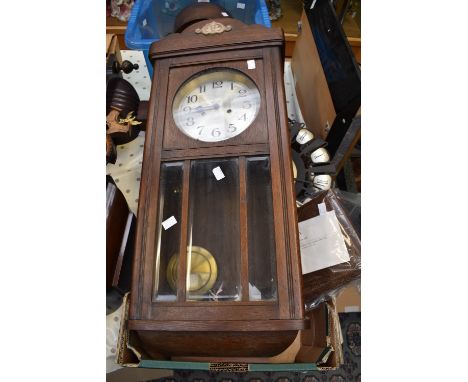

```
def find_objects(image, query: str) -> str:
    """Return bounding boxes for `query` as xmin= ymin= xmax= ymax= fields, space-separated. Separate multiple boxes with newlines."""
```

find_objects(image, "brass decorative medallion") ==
xmin=167 ymin=246 xmax=218 ymax=295
xmin=195 ymin=21 xmax=232 ymax=35
xmin=106 ymin=110 xmax=141 ymax=135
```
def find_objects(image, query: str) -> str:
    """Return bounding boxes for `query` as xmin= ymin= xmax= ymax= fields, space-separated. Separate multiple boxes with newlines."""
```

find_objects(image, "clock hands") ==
xmin=194 ymin=103 xmax=220 ymax=115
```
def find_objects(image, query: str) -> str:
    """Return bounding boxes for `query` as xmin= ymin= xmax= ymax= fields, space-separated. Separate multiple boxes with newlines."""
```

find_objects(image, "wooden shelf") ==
xmin=107 ymin=16 xmax=128 ymax=49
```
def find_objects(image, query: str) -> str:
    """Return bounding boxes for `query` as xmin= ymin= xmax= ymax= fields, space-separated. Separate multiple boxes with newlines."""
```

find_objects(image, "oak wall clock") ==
xmin=129 ymin=8 xmax=308 ymax=359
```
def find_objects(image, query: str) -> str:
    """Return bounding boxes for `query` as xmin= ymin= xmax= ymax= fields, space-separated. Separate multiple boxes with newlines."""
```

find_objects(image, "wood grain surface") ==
xmin=130 ymin=17 xmax=307 ymax=358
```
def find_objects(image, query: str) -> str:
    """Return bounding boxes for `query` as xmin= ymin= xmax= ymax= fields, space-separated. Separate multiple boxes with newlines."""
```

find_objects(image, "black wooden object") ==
xmin=304 ymin=0 xmax=361 ymax=157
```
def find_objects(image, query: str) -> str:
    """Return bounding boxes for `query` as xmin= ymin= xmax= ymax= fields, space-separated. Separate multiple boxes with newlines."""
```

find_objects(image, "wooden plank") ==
xmin=176 ymin=160 xmax=191 ymax=302
xmin=239 ymin=156 xmax=249 ymax=301
xmin=129 ymin=319 xmax=308 ymax=332
xmin=291 ymin=12 xmax=337 ymax=139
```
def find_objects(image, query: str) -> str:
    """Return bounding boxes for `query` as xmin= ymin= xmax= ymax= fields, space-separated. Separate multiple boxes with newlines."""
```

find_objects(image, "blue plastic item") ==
xmin=125 ymin=0 xmax=271 ymax=78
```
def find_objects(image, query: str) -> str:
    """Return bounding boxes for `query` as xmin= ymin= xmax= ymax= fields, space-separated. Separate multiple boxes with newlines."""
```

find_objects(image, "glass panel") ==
xmin=187 ymin=158 xmax=241 ymax=301
xmin=246 ymin=157 xmax=278 ymax=301
xmin=153 ymin=162 xmax=183 ymax=301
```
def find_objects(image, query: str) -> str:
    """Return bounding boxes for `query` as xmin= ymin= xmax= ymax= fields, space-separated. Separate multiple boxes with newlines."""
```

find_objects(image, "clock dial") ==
xmin=172 ymin=69 xmax=261 ymax=142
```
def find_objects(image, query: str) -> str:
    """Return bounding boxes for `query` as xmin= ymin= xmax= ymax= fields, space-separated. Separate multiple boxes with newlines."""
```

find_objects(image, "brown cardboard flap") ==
xmin=173 ymin=332 xmax=302 ymax=364
xmin=116 ymin=293 xmax=140 ymax=366
xmin=336 ymin=285 xmax=361 ymax=313
xmin=291 ymin=11 xmax=336 ymax=140
xmin=325 ymin=299 xmax=344 ymax=367
xmin=296 ymin=303 xmax=327 ymax=363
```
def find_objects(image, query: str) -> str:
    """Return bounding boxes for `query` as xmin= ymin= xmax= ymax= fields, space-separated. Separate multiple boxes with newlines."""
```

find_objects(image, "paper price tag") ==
xmin=247 ymin=59 xmax=256 ymax=69
xmin=162 ymin=216 xmax=177 ymax=230
xmin=221 ymin=12 xmax=229 ymax=17
xmin=237 ymin=2 xmax=245 ymax=9
xmin=212 ymin=166 xmax=225 ymax=180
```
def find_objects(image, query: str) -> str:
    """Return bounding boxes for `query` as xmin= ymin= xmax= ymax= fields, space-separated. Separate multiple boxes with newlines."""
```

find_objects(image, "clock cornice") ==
xmin=149 ymin=18 xmax=284 ymax=61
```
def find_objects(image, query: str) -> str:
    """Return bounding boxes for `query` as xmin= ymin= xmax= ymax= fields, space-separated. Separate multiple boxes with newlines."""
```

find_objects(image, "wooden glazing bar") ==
xmin=239 ymin=156 xmax=249 ymax=301
xmin=176 ymin=160 xmax=191 ymax=302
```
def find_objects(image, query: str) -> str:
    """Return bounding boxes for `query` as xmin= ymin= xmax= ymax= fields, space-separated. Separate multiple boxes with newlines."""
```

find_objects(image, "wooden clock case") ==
xmin=129 ymin=17 xmax=308 ymax=360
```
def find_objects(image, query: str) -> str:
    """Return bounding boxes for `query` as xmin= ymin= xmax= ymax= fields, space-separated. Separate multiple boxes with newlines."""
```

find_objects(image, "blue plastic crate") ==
xmin=125 ymin=0 xmax=271 ymax=78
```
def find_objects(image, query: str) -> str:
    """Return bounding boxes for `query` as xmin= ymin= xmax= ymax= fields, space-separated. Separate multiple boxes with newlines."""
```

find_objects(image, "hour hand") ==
xmin=194 ymin=104 xmax=220 ymax=114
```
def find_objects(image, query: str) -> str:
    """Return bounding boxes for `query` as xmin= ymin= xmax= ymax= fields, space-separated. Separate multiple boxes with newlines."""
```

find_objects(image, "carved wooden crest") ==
xmin=195 ymin=21 xmax=232 ymax=35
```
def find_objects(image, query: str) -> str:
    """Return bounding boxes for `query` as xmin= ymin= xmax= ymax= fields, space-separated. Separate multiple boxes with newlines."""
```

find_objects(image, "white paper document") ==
xmin=299 ymin=210 xmax=350 ymax=273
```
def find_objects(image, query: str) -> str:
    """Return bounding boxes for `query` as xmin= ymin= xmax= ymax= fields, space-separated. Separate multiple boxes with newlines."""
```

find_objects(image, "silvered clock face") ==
xmin=172 ymin=69 xmax=261 ymax=142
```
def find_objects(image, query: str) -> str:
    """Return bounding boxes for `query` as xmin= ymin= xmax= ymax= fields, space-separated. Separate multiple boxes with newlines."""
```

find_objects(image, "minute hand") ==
xmin=194 ymin=104 xmax=220 ymax=113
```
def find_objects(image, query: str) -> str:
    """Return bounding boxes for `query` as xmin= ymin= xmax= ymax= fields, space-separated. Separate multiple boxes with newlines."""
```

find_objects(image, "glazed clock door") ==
xmin=151 ymin=155 xmax=279 ymax=306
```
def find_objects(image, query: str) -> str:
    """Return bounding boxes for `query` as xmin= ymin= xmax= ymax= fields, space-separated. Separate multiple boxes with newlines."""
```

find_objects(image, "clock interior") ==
xmin=153 ymin=156 xmax=277 ymax=303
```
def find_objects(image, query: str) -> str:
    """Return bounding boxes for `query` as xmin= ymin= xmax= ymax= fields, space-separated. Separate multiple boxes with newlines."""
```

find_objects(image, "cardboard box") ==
xmin=336 ymin=285 xmax=361 ymax=313
xmin=116 ymin=294 xmax=343 ymax=372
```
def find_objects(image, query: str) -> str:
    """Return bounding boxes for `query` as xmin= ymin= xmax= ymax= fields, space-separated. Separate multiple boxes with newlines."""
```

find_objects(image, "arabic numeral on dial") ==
xmin=183 ymin=106 xmax=191 ymax=112
xmin=197 ymin=126 xmax=204 ymax=135
xmin=185 ymin=117 xmax=195 ymax=126
xmin=187 ymin=95 xmax=198 ymax=103
xmin=199 ymin=85 xmax=206 ymax=93
xmin=228 ymin=124 xmax=237 ymax=133
xmin=213 ymin=81 xmax=223 ymax=88
xmin=238 ymin=113 xmax=247 ymax=121
xmin=211 ymin=128 xmax=221 ymax=138
xmin=230 ymin=82 xmax=234 ymax=90
xmin=238 ymin=89 xmax=247 ymax=97
xmin=242 ymin=101 xmax=251 ymax=109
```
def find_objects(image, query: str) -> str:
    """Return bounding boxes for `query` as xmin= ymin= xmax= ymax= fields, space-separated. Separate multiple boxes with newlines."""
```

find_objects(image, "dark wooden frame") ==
xmin=129 ymin=18 xmax=307 ymax=358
